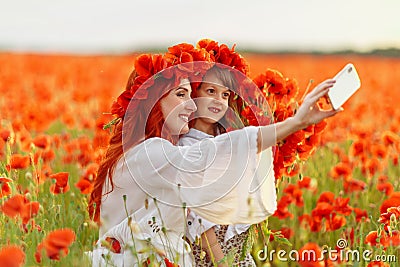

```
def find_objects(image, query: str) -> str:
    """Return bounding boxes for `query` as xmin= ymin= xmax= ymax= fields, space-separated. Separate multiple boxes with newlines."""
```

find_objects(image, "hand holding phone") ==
xmin=327 ymin=63 xmax=361 ymax=110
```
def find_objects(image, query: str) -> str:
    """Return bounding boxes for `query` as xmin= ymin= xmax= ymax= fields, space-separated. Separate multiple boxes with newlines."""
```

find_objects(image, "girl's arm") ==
xmin=201 ymin=228 xmax=228 ymax=267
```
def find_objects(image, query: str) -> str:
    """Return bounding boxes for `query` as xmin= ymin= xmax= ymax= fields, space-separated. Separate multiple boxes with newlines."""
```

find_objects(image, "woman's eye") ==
xmin=177 ymin=92 xmax=186 ymax=97
xmin=223 ymin=92 xmax=230 ymax=98
xmin=207 ymin=88 xmax=215 ymax=94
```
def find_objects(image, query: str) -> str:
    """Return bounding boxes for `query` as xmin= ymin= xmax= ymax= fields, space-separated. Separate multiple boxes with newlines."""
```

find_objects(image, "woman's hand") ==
xmin=258 ymin=79 xmax=343 ymax=152
xmin=293 ymin=79 xmax=342 ymax=130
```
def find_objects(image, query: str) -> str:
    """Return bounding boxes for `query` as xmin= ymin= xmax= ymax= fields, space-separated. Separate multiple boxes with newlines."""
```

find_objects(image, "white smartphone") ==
xmin=327 ymin=63 xmax=361 ymax=110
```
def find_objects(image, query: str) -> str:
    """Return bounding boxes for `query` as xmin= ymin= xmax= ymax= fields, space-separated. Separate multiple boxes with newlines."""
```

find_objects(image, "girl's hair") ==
xmin=88 ymin=70 xmax=177 ymax=222
xmin=191 ymin=65 xmax=243 ymax=134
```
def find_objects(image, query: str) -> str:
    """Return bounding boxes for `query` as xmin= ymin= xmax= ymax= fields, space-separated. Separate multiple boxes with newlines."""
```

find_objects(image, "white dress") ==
xmin=179 ymin=128 xmax=257 ymax=266
xmin=90 ymin=126 xmax=277 ymax=267
xmin=179 ymin=128 xmax=251 ymax=243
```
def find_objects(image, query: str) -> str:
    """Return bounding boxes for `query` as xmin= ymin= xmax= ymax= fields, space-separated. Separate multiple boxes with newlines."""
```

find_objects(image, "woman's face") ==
xmin=160 ymin=78 xmax=196 ymax=135
xmin=194 ymin=72 xmax=231 ymax=124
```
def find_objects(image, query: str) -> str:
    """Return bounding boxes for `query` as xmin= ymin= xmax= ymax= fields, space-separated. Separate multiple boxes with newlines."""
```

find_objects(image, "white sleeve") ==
xmin=125 ymin=126 xmax=277 ymax=225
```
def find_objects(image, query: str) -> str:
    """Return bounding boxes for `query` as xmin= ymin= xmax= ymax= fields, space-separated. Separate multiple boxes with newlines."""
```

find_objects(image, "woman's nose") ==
xmin=185 ymin=98 xmax=197 ymax=112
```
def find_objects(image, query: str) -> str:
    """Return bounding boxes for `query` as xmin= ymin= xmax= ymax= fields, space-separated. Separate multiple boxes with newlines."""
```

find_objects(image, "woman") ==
xmin=88 ymin=42 xmax=340 ymax=267
xmin=179 ymin=65 xmax=257 ymax=267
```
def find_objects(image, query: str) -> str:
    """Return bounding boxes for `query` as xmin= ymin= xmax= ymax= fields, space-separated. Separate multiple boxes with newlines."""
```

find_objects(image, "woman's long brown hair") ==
xmin=88 ymin=71 xmax=176 ymax=223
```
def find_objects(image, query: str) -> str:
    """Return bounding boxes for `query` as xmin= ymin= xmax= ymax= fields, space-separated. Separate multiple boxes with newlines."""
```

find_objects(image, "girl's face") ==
xmin=160 ymin=78 xmax=196 ymax=135
xmin=194 ymin=72 xmax=231 ymax=125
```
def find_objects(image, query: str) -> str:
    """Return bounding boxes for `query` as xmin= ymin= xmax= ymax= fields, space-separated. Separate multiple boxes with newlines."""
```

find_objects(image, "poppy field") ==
xmin=0 ymin=51 xmax=399 ymax=266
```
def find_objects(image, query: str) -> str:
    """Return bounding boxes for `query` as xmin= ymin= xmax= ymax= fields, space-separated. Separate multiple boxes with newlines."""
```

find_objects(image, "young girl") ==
xmin=89 ymin=42 xmax=341 ymax=267
xmin=179 ymin=65 xmax=258 ymax=267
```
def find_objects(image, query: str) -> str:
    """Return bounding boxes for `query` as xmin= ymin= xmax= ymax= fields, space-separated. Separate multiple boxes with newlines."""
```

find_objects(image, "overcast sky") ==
xmin=1 ymin=0 xmax=399 ymax=54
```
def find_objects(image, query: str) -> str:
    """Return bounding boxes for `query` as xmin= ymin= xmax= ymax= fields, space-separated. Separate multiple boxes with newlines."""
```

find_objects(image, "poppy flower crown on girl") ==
xmin=104 ymin=39 xmax=253 ymax=129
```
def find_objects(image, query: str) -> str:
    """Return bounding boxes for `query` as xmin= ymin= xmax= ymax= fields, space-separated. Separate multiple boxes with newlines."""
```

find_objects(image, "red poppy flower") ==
xmin=333 ymin=197 xmax=353 ymax=216
xmin=263 ymin=69 xmax=286 ymax=94
xmin=134 ymin=54 xmax=154 ymax=77
xmin=286 ymin=130 xmax=306 ymax=145
xmin=349 ymin=140 xmax=365 ymax=157
xmin=0 ymin=194 xmax=26 ymax=218
xmin=362 ymin=158 xmax=381 ymax=176
xmin=384 ymin=230 xmax=400 ymax=247
xmin=164 ymin=257 xmax=179 ymax=267
xmin=367 ymin=261 xmax=390 ymax=267
xmin=284 ymin=162 xmax=300 ymax=177
xmin=298 ymin=242 xmax=324 ymax=267
xmin=309 ymin=219 xmax=323 ymax=233
xmin=75 ymin=179 xmax=93 ymax=194
xmin=381 ymin=130 xmax=400 ymax=146
xmin=329 ymin=162 xmax=352 ymax=180
xmin=299 ymin=214 xmax=323 ymax=232
xmin=34 ymin=149 xmax=56 ymax=165
xmin=343 ymin=179 xmax=366 ymax=193
xmin=9 ymin=154 xmax=30 ymax=169
xmin=50 ymin=184 xmax=70 ymax=194
xmin=353 ymin=208 xmax=369 ymax=222
xmin=0 ymin=245 xmax=25 ymax=267
xmin=273 ymin=195 xmax=293 ymax=219
xmin=285 ymin=77 xmax=299 ymax=100
xmin=196 ymin=39 xmax=219 ymax=52
xmin=49 ymin=172 xmax=69 ymax=194
xmin=312 ymin=202 xmax=333 ymax=218
xmin=0 ymin=129 xmax=11 ymax=142
xmin=279 ymin=227 xmax=294 ymax=239
xmin=317 ymin=191 xmax=335 ymax=204
xmin=104 ymin=237 xmax=121 ymax=253
xmin=33 ymin=134 xmax=51 ymax=149
xmin=50 ymin=174 xmax=69 ymax=190
xmin=273 ymin=206 xmax=293 ymax=220
xmin=366 ymin=230 xmax=399 ymax=248
xmin=380 ymin=192 xmax=400 ymax=213
xmin=216 ymin=44 xmax=234 ymax=66
xmin=378 ymin=175 xmax=389 ymax=183
xmin=241 ymin=105 xmax=263 ymax=126
xmin=378 ymin=206 xmax=400 ymax=226
xmin=325 ymin=213 xmax=346 ymax=231
xmin=283 ymin=184 xmax=304 ymax=207
xmin=82 ymin=163 xmax=99 ymax=181
xmin=297 ymin=142 xmax=315 ymax=161
xmin=365 ymin=231 xmax=387 ymax=247
xmin=152 ymin=54 xmax=168 ymax=74
xmin=0 ymin=177 xmax=12 ymax=197
xmin=111 ymin=90 xmax=133 ymax=117
xmin=377 ymin=182 xmax=394 ymax=196
xmin=371 ymin=144 xmax=387 ymax=158
xmin=0 ymin=194 xmax=40 ymax=225
xmin=297 ymin=176 xmax=313 ymax=190
xmin=35 ymin=228 xmax=76 ymax=262
xmin=179 ymin=52 xmax=194 ymax=65
xmin=168 ymin=43 xmax=194 ymax=56
xmin=274 ymin=104 xmax=295 ymax=122
xmin=314 ymin=120 xmax=327 ymax=134
xmin=304 ymin=133 xmax=321 ymax=148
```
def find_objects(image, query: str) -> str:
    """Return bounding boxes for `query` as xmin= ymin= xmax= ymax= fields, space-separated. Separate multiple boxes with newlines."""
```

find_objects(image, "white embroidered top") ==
xmin=94 ymin=126 xmax=277 ymax=267
xmin=179 ymin=128 xmax=254 ymax=243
